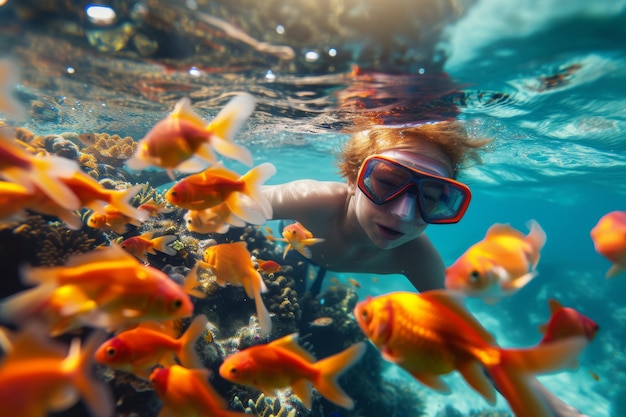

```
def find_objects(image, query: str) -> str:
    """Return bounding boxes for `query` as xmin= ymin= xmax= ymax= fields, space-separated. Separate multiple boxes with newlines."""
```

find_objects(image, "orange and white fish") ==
xmin=0 ymin=323 xmax=114 ymax=417
xmin=199 ymin=241 xmax=271 ymax=334
xmin=590 ymin=211 xmax=626 ymax=278
xmin=95 ymin=314 xmax=208 ymax=379
xmin=445 ymin=220 xmax=546 ymax=303
xmin=137 ymin=198 xmax=175 ymax=217
xmin=184 ymin=202 xmax=247 ymax=234
xmin=275 ymin=221 xmax=325 ymax=259
xmin=0 ymin=245 xmax=195 ymax=332
xmin=86 ymin=204 xmax=146 ymax=234
xmin=120 ymin=232 xmax=178 ymax=263
xmin=150 ymin=365 xmax=246 ymax=417
xmin=219 ymin=333 xmax=366 ymax=409
xmin=165 ymin=162 xmax=275 ymax=225
xmin=354 ymin=290 xmax=587 ymax=417
xmin=126 ymin=94 xmax=256 ymax=179
xmin=0 ymin=132 xmax=81 ymax=210
xmin=538 ymin=299 xmax=599 ymax=345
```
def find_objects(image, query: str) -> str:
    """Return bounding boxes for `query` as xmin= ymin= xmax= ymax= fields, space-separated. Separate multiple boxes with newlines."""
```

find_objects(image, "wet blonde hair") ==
xmin=337 ymin=120 xmax=490 ymax=184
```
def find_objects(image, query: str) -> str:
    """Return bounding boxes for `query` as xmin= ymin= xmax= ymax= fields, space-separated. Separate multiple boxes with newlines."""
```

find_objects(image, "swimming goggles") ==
xmin=357 ymin=155 xmax=471 ymax=224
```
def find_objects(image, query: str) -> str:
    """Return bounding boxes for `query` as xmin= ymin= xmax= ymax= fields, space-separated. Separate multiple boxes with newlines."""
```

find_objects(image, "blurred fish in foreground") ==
xmin=590 ymin=210 xmax=626 ymax=278
xmin=0 ymin=323 xmax=113 ymax=417
xmin=0 ymin=57 xmax=26 ymax=120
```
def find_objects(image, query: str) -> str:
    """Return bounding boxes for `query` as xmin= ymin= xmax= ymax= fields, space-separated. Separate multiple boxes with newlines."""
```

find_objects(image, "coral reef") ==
xmin=80 ymin=132 xmax=137 ymax=167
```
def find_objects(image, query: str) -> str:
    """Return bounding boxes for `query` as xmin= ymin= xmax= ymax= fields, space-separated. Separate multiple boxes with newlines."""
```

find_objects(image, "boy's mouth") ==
xmin=377 ymin=224 xmax=404 ymax=240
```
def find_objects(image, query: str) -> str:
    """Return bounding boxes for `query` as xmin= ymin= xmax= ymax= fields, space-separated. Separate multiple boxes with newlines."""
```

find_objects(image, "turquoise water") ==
xmin=1 ymin=0 xmax=626 ymax=416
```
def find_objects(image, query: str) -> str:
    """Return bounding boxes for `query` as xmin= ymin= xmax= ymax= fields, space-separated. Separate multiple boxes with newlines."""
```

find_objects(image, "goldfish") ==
xmin=256 ymin=258 xmax=282 ymax=276
xmin=150 ymin=365 xmax=246 ymax=417
xmin=275 ymin=221 xmax=325 ymax=259
xmin=445 ymin=220 xmax=546 ymax=303
xmin=0 ymin=323 xmax=113 ymax=417
xmin=199 ymin=241 xmax=271 ymax=334
xmin=538 ymin=299 xmax=599 ymax=345
xmin=219 ymin=333 xmax=366 ymax=409
xmin=126 ymin=94 xmax=256 ymax=179
xmin=0 ymin=245 xmax=195 ymax=332
xmin=0 ymin=58 xmax=26 ymax=119
xmin=0 ymin=132 xmax=81 ymax=211
xmin=590 ymin=210 xmax=626 ymax=277
xmin=120 ymin=232 xmax=178 ymax=263
xmin=165 ymin=162 xmax=275 ymax=224
xmin=86 ymin=204 xmax=145 ymax=234
xmin=137 ymin=198 xmax=175 ymax=217
xmin=184 ymin=202 xmax=247 ymax=234
xmin=354 ymin=290 xmax=588 ymax=417
xmin=95 ymin=314 xmax=208 ymax=379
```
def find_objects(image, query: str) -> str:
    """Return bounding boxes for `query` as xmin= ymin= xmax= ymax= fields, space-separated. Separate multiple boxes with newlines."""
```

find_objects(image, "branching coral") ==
xmin=232 ymin=393 xmax=301 ymax=417
xmin=80 ymin=132 xmax=137 ymax=167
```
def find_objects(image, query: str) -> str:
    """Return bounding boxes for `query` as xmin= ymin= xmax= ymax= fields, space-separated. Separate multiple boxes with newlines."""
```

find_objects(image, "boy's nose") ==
xmin=390 ymin=192 xmax=416 ymax=220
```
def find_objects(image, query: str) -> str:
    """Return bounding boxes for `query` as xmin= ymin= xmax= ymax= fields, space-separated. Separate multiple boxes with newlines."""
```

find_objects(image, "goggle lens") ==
xmin=358 ymin=157 xmax=471 ymax=224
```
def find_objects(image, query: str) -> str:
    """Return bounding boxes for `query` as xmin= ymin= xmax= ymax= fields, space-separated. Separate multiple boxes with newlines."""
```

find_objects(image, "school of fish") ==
xmin=0 ymin=57 xmax=615 ymax=417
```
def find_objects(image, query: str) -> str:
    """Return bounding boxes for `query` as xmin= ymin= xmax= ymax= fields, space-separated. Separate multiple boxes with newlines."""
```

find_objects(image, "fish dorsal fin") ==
xmin=295 ymin=221 xmax=313 ymax=238
xmin=138 ymin=231 xmax=154 ymax=240
xmin=548 ymin=298 xmax=564 ymax=315
xmin=171 ymin=97 xmax=206 ymax=127
xmin=198 ymin=161 xmax=240 ymax=181
xmin=484 ymin=223 xmax=525 ymax=240
xmin=65 ymin=244 xmax=136 ymax=267
xmin=269 ymin=333 xmax=316 ymax=362
xmin=420 ymin=290 xmax=498 ymax=346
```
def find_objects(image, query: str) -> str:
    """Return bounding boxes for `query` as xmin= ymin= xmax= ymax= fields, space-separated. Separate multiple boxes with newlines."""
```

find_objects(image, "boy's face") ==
xmin=354 ymin=143 xmax=453 ymax=250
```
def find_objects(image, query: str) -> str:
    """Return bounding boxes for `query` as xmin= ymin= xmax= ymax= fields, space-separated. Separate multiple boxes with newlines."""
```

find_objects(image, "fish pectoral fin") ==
xmin=458 ymin=361 xmax=497 ymax=404
xmin=380 ymin=346 xmax=402 ymax=364
xmin=505 ymin=271 xmax=537 ymax=291
xmin=122 ymin=308 xmax=143 ymax=318
xmin=291 ymin=379 xmax=313 ymax=409
xmin=607 ymin=263 xmax=626 ymax=278
xmin=49 ymin=385 xmax=80 ymax=411
xmin=411 ymin=372 xmax=451 ymax=393
xmin=296 ymin=246 xmax=313 ymax=259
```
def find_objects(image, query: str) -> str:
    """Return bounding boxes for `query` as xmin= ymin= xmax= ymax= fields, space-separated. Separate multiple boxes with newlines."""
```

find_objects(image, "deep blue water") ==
xmin=1 ymin=0 xmax=626 ymax=416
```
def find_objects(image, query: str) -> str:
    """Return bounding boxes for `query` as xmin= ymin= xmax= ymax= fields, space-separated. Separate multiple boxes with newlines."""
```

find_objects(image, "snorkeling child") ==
xmin=263 ymin=120 xmax=490 ymax=293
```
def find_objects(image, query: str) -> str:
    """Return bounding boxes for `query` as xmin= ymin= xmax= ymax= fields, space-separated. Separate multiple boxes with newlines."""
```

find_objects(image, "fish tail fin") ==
xmin=207 ymin=93 xmax=256 ymax=166
xmin=0 ymin=283 xmax=57 ymax=323
xmin=65 ymin=331 xmax=114 ymax=417
xmin=108 ymin=184 xmax=149 ymax=223
xmin=225 ymin=162 xmax=276 ymax=222
xmin=253 ymin=293 xmax=272 ymax=336
xmin=183 ymin=264 xmax=207 ymax=299
xmin=24 ymin=156 xmax=81 ymax=210
xmin=313 ymin=342 xmax=366 ymax=409
xmin=177 ymin=314 xmax=208 ymax=369
xmin=525 ymin=219 xmax=547 ymax=266
xmin=151 ymin=235 xmax=178 ymax=256
xmin=487 ymin=336 xmax=588 ymax=417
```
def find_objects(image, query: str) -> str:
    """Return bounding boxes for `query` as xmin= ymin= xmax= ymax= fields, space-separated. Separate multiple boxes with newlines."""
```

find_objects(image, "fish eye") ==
xmin=172 ymin=299 xmax=183 ymax=310
xmin=106 ymin=347 xmax=117 ymax=356
xmin=170 ymin=191 xmax=177 ymax=197
xmin=470 ymin=270 xmax=480 ymax=282
xmin=230 ymin=368 xmax=237 ymax=374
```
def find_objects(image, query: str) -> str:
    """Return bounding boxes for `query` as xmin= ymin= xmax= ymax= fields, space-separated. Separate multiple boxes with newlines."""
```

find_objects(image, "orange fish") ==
xmin=0 ymin=245 xmax=195 ymax=332
xmin=0 ymin=132 xmax=80 ymax=211
xmin=445 ymin=220 xmax=546 ymax=303
xmin=275 ymin=221 xmax=325 ymax=259
xmin=538 ymin=299 xmax=599 ymax=345
xmin=150 ymin=365 xmax=246 ymax=417
xmin=199 ymin=241 xmax=271 ymax=334
xmin=86 ymin=204 xmax=145 ymax=234
xmin=0 ymin=323 xmax=114 ymax=417
xmin=183 ymin=202 xmax=247 ymax=234
xmin=219 ymin=333 xmax=366 ymax=409
xmin=354 ymin=290 xmax=587 ymax=417
xmin=126 ymin=94 xmax=255 ymax=179
xmin=165 ymin=162 xmax=275 ymax=224
xmin=120 ymin=232 xmax=178 ymax=263
xmin=95 ymin=314 xmax=208 ymax=379
xmin=590 ymin=211 xmax=626 ymax=278
xmin=137 ymin=198 xmax=175 ymax=217
xmin=256 ymin=258 xmax=282 ymax=276
xmin=0 ymin=181 xmax=36 ymax=223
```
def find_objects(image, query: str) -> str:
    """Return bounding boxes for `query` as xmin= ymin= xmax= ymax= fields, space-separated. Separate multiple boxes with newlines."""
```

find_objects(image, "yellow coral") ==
xmin=82 ymin=132 xmax=137 ymax=166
